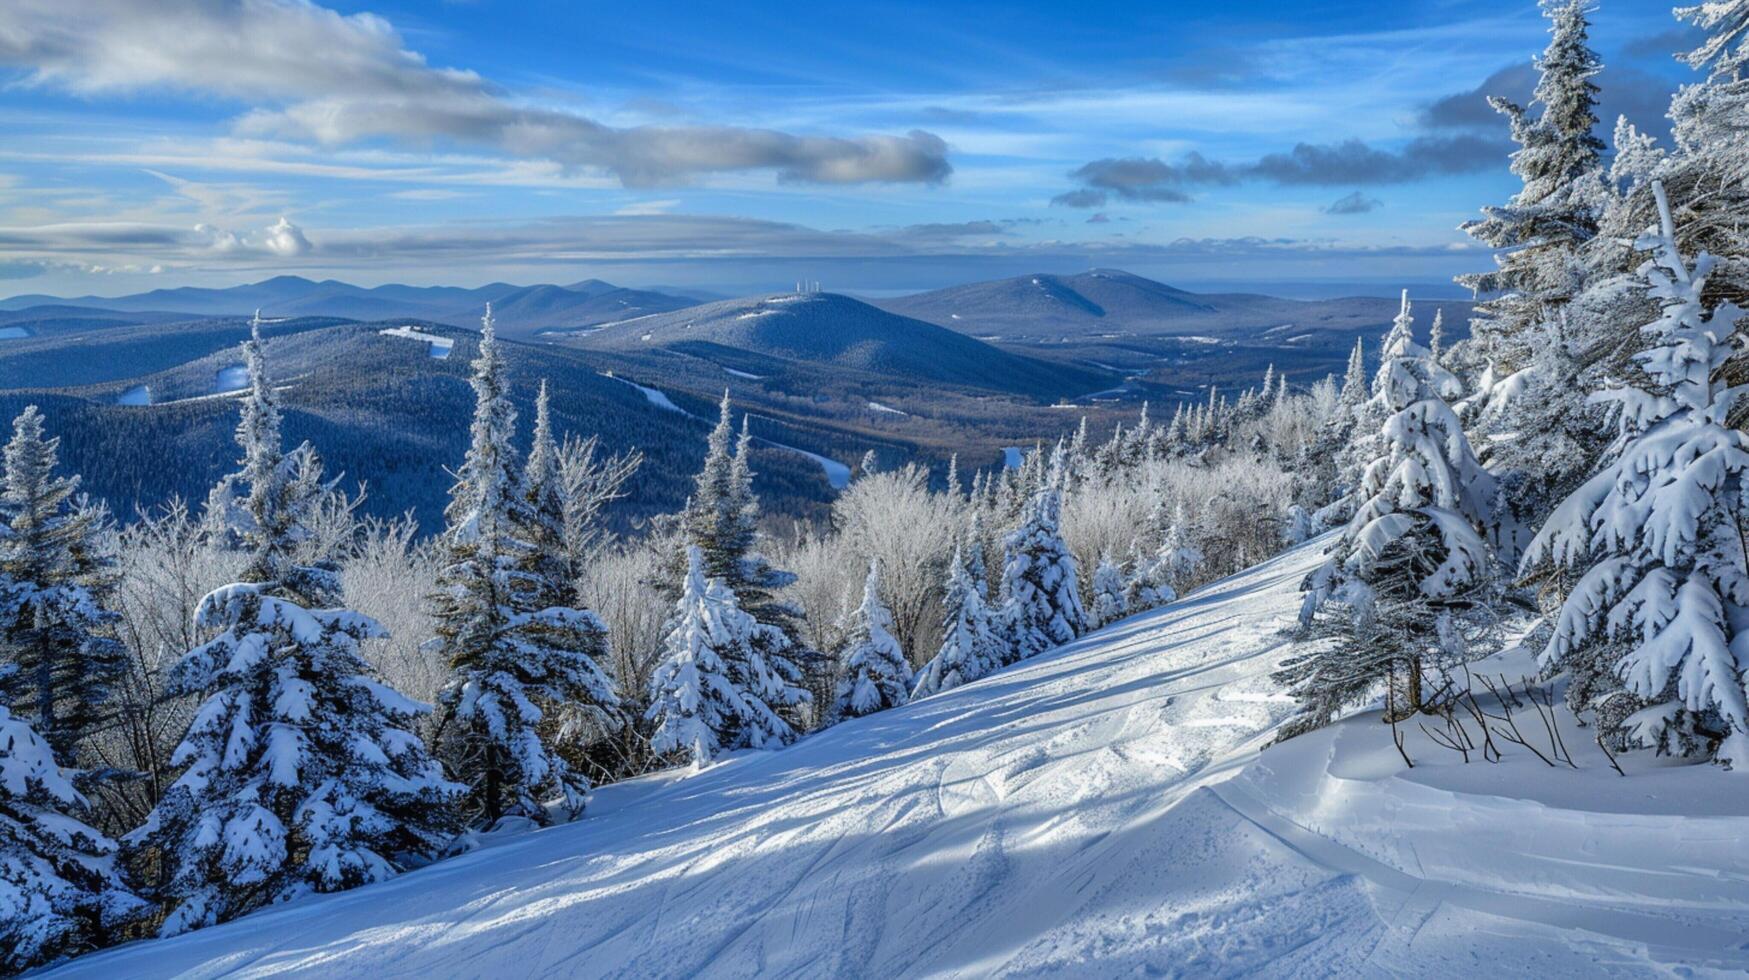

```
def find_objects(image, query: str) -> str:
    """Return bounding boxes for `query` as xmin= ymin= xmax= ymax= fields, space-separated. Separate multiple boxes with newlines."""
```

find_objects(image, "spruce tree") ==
xmin=201 ymin=313 xmax=342 ymax=605
xmin=1338 ymin=338 xmax=1367 ymax=415
xmin=1523 ymin=184 xmax=1749 ymax=766
xmin=664 ymin=395 xmax=810 ymax=733
xmin=1457 ymin=0 xmax=1604 ymax=384
xmin=429 ymin=307 xmax=620 ymax=828
xmin=0 ymin=406 xmax=126 ymax=762
xmin=964 ymin=512 xmax=990 ymax=601
xmin=132 ymin=584 xmax=460 ymax=934
xmin=1652 ymin=1 xmax=1749 ymax=303
xmin=0 ymin=700 xmax=143 ymax=972
xmin=1088 ymin=556 xmax=1129 ymax=630
xmin=1282 ymin=292 xmax=1495 ymax=735
xmin=998 ymin=460 xmax=1086 ymax=662
xmin=1150 ymin=502 xmax=1205 ymax=596
xmin=524 ymin=380 xmax=622 ymax=752
xmin=524 ymin=379 xmax=572 ymax=591
xmin=912 ymin=548 xmax=999 ymax=698
xmin=132 ymin=322 xmax=460 ymax=934
xmin=1123 ymin=540 xmax=1175 ymax=613
xmin=647 ymin=547 xmax=801 ymax=764
xmin=832 ymin=561 xmax=912 ymax=719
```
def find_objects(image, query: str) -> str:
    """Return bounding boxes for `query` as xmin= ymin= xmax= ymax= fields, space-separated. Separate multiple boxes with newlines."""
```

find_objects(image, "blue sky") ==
xmin=0 ymin=0 xmax=1702 ymax=298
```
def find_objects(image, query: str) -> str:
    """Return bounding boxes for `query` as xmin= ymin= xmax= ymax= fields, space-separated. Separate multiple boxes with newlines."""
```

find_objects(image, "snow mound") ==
xmin=47 ymin=543 xmax=1749 ymax=977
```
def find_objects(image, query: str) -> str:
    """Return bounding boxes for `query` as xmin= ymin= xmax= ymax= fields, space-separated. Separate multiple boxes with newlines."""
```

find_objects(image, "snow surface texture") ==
xmin=45 ymin=541 xmax=1749 ymax=977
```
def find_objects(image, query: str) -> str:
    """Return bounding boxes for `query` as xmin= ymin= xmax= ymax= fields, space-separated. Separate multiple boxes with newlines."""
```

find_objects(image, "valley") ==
xmin=0 ymin=269 xmax=1428 ymax=531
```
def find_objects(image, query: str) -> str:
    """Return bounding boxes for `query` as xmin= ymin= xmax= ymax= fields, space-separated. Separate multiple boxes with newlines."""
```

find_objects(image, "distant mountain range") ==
xmin=876 ymin=268 xmax=1457 ymax=343
xmin=1 ymin=269 xmax=1460 ymax=348
xmin=0 ymin=276 xmax=711 ymax=338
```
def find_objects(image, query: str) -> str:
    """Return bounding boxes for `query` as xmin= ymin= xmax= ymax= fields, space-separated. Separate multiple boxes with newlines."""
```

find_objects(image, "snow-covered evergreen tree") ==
xmin=669 ymin=396 xmax=808 ymax=678
xmin=646 ymin=547 xmax=802 ymax=764
xmin=1123 ymin=540 xmax=1176 ymax=613
xmin=1282 ymin=503 xmax=1318 ymax=548
xmin=1650 ymin=0 xmax=1749 ymax=303
xmin=0 ymin=700 xmax=143 ymax=972
xmin=963 ymin=512 xmax=990 ymax=601
xmin=1283 ymin=292 xmax=1496 ymax=734
xmin=1457 ymin=0 xmax=1604 ymax=383
xmin=429 ymin=307 xmax=620 ymax=827
xmin=1089 ymin=556 xmax=1128 ymax=629
xmin=998 ymin=464 xmax=1086 ymax=662
xmin=0 ymin=406 xmax=126 ymax=761
xmin=832 ymin=561 xmax=911 ymax=719
xmin=130 ymin=583 xmax=461 ymax=934
xmin=1338 ymin=337 xmax=1367 ymax=415
xmin=912 ymin=548 xmax=998 ymax=698
xmin=523 ymin=379 xmax=572 ymax=592
xmin=1523 ymin=183 xmax=1749 ymax=766
xmin=1150 ymin=502 xmax=1205 ymax=596
xmin=133 ymin=315 xmax=461 ymax=933
xmin=524 ymin=380 xmax=622 ymax=751
xmin=201 ymin=313 xmax=343 ymax=605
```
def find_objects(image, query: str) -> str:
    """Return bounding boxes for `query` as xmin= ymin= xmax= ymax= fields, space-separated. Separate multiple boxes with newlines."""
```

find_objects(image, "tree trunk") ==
xmin=483 ymin=739 xmax=503 ymax=828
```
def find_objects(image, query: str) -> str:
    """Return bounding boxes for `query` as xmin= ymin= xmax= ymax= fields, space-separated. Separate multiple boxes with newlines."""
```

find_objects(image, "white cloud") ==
xmin=262 ymin=216 xmax=311 ymax=256
xmin=186 ymin=216 xmax=311 ymax=256
xmin=0 ymin=0 xmax=951 ymax=186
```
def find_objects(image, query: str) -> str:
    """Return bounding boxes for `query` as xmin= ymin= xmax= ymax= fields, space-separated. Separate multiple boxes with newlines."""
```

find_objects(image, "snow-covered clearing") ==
xmin=763 ymin=437 xmax=851 ymax=488
xmin=601 ymin=372 xmax=685 ymax=414
xmin=52 ymin=542 xmax=1749 ymax=977
xmin=115 ymin=384 xmax=150 ymax=406
xmin=722 ymin=366 xmax=764 ymax=379
xmin=0 ymin=325 xmax=29 ymax=339
xmin=213 ymin=365 xmax=248 ymax=393
xmin=867 ymin=401 xmax=907 ymax=415
xmin=378 ymin=326 xmax=455 ymax=358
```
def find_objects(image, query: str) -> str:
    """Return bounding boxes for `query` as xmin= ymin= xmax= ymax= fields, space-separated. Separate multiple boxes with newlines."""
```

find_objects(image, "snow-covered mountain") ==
xmin=561 ymin=291 xmax=1112 ymax=400
xmin=44 ymin=541 xmax=1748 ymax=977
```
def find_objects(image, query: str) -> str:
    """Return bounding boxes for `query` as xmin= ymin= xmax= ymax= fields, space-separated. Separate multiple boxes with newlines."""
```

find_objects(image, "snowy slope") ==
xmin=47 ymin=543 xmax=1749 ymax=977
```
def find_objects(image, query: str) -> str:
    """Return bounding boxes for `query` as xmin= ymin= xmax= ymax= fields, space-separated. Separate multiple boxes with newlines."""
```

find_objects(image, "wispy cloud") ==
xmin=0 ymin=0 xmax=951 ymax=186
xmin=1323 ymin=191 xmax=1382 ymax=215
xmin=1052 ymin=136 xmax=1504 ymax=207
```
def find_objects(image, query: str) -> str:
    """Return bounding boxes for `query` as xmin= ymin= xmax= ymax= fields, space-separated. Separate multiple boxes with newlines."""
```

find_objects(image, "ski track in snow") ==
xmin=49 ymin=542 xmax=1749 ymax=978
